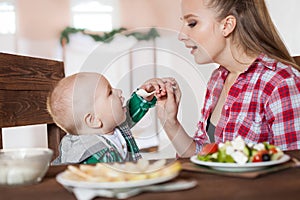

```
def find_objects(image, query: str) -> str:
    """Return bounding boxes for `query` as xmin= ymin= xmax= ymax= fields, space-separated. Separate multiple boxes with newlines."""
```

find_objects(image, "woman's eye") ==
xmin=188 ymin=21 xmax=197 ymax=28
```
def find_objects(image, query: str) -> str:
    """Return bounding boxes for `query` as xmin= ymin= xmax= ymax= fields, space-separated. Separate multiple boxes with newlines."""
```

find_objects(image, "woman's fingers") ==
xmin=173 ymin=81 xmax=181 ymax=104
xmin=141 ymin=77 xmax=176 ymax=97
xmin=161 ymin=77 xmax=176 ymax=85
xmin=150 ymin=79 xmax=166 ymax=93
xmin=166 ymin=79 xmax=181 ymax=104
xmin=165 ymin=82 xmax=176 ymax=104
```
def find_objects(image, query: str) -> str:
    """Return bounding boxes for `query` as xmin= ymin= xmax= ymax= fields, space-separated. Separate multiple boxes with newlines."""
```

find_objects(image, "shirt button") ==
xmin=225 ymin=105 xmax=229 ymax=110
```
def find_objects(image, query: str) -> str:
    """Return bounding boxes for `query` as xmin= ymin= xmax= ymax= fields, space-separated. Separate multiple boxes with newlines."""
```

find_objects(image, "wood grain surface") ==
xmin=0 ymin=52 xmax=66 ymax=159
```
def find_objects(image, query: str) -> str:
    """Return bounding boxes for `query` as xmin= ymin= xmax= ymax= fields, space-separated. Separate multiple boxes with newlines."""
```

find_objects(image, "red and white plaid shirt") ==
xmin=194 ymin=53 xmax=300 ymax=152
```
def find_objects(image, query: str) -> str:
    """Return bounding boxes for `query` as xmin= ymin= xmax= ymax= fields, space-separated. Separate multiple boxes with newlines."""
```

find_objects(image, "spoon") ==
xmin=136 ymin=89 xmax=156 ymax=98
xmin=136 ymin=85 xmax=177 ymax=98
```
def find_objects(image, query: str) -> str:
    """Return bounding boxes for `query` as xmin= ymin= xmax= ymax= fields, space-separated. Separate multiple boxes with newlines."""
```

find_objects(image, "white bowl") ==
xmin=0 ymin=148 xmax=53 ymax=186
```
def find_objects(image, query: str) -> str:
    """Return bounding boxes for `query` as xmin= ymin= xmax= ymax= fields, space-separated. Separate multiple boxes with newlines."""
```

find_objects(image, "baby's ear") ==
xmin=84 ymin=113 xmax=103 ymax=128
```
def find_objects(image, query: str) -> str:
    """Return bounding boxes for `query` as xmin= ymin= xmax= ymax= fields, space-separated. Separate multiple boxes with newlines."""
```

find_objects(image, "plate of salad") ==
xmin=190 ymin=136 xmax=290 ymax=172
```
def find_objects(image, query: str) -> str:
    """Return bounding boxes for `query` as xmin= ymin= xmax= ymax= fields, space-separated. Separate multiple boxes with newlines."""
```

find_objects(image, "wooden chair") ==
xmin=293 ymin=56 xmax=300 ymax=66
xmin=0 ymin=52 xmax=66 ymax=160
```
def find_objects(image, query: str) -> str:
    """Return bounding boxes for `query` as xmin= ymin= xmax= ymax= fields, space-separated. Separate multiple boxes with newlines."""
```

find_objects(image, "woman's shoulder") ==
xmin=257 ymin=53 xmax=300 ymax=81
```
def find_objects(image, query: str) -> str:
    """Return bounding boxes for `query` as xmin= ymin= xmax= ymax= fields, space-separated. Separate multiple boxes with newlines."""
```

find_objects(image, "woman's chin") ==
xmin=192 ymin=52 xmax=214 ymax=64
xmin=195 ymin=57 xmax=214 ymax=65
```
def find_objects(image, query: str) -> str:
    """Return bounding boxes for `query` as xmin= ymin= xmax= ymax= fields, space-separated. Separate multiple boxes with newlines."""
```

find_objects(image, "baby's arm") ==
xmin=123 ymin=77 xmax=176 ymax=128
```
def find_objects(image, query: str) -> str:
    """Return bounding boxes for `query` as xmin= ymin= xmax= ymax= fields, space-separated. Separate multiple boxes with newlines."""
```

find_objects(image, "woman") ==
xmin=157 ymin=0 xmax=300 ymax=157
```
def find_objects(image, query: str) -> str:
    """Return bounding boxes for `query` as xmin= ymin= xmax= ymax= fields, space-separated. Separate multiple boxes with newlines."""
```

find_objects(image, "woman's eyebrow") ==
xmin=183 ymin=14 xmax=199 ymax=20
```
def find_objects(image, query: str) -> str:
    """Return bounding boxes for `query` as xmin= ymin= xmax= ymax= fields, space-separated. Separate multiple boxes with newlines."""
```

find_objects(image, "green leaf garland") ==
xmin=60 ymin=26 xmax=159 ymax=46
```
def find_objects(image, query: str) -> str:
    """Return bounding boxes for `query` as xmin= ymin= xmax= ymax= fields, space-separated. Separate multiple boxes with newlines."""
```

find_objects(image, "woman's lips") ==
xmin=191 ymin=46 xmax=197 ymax=54
xmin=186 ymin=45 xmax=198 ymax=54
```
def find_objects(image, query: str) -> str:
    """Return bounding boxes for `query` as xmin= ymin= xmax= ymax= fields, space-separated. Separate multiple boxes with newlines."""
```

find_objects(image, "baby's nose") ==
xmin=117 ymin=89 xmax=122 ymax=96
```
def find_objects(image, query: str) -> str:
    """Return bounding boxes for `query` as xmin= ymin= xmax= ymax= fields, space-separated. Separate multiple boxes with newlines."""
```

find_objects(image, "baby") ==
xmin=48 ymin=72 xmax=171 ymax=165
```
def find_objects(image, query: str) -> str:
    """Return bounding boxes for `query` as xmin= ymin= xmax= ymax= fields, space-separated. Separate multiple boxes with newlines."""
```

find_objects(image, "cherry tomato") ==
xmin=252 ymin=150 xmax=268 ymax=162
xmin=252 ymin=153 xmax=262 ymax=162
xmin=199 ymin=143 xmax=218 ymax=156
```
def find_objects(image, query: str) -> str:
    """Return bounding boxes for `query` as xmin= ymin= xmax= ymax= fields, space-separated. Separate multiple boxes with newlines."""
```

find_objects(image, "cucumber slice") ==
xmin=243 ymin=146 xmax=251 ymax=157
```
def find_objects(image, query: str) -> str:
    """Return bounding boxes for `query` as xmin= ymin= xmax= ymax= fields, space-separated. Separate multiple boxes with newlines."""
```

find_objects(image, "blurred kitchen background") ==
xmin=1 ymin=0 xmax=300 ymax=159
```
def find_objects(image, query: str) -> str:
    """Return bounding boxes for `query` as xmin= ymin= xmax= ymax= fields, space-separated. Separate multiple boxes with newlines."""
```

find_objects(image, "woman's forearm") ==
xmin=163 ymin=120 xmax=196 ymax=157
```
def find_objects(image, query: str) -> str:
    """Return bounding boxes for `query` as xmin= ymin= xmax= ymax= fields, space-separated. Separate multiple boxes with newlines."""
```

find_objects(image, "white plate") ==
xmin=190 ymin=154 xmax=290 ymax=172
xmin=56 ymin=171 xmax=179 ymax=189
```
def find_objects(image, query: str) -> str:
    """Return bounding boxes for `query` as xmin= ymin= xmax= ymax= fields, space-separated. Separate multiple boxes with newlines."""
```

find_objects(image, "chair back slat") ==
xmin=0 ymin=90 xmax=53 ymax=127
xmin=0 ymin=53 xmax=63 ymax=90
xmin=0 ymin=52 xmax=65 ymax=160
xmin=293 ymin=56 xmax=300 ymax=66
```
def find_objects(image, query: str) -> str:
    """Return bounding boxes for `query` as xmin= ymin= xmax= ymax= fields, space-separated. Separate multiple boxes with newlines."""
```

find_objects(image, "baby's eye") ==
xmin=188 ymin=21 xmax=197 ymax=28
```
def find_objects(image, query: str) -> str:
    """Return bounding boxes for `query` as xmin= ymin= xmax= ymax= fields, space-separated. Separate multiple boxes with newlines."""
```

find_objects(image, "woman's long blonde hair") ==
xmin=205 ymin=0 xmax=299 ymax=70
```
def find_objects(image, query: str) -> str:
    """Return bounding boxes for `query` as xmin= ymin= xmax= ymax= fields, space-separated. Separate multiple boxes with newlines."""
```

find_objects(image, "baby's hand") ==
xmin=139 ymin=77 xmax=176 ymax=101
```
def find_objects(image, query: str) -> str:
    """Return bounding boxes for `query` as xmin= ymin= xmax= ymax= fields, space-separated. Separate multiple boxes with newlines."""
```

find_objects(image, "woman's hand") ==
xmin=139 ymin=77 xmax=176 ymax=101
xmin=142 ymin=78 xmax=194 ymax=157
xmin=156 ymin=79 xmax=181 ymax=125
xmin=156 ymin=80 xmax=196 ymax=157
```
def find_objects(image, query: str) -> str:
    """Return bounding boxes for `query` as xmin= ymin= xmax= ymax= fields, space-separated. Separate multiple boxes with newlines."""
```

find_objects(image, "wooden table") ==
xmin=1 ymin=151 xmax=300 ymax=200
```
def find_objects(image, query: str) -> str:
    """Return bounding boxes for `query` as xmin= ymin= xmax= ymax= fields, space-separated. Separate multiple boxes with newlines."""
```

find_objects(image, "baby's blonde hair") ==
xmin=47 ymin=72 xmax=107 ymax=135
xmin=47 ymin=74 xmax=78 ymax=134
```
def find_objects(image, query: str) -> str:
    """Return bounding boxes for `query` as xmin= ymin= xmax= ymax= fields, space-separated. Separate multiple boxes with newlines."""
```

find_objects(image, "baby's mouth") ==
xmin=121 ymin=97 xmax=125 ymax=107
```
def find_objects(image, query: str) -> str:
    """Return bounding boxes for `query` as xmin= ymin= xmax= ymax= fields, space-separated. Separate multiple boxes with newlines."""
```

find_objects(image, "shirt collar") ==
xmin=218 ymin=53 xmax=276 ymax=75
xmin=255 ymin=53 xmax=276 ymax=70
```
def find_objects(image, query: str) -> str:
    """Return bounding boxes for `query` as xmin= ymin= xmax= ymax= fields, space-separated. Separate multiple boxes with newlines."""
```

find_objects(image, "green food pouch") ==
xmin=128 ymin=90 xmax=157 ymax=123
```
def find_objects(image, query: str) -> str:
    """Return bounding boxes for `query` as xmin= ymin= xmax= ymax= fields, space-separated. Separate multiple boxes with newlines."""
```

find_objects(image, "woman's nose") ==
xmin=178 ymin=27 xmax=188 ymax=41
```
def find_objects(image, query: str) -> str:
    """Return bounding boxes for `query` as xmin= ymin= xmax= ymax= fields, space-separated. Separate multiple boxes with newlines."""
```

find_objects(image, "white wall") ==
xmin=266 ymin=0 xmax=300 ymax=55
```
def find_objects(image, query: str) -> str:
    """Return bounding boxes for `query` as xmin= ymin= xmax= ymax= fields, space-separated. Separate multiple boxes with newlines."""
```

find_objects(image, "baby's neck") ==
xmin=103 ymin=130 xmax=115 ymax=135
xmin=76 ymin=128 xmax=115 ymax=136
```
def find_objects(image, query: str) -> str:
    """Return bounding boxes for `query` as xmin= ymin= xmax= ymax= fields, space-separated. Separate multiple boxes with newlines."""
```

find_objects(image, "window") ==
xmin=71 ymin=0 xmax=119 ymax=32
xmin=0 ymin=1 xmax=16 ymax=34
